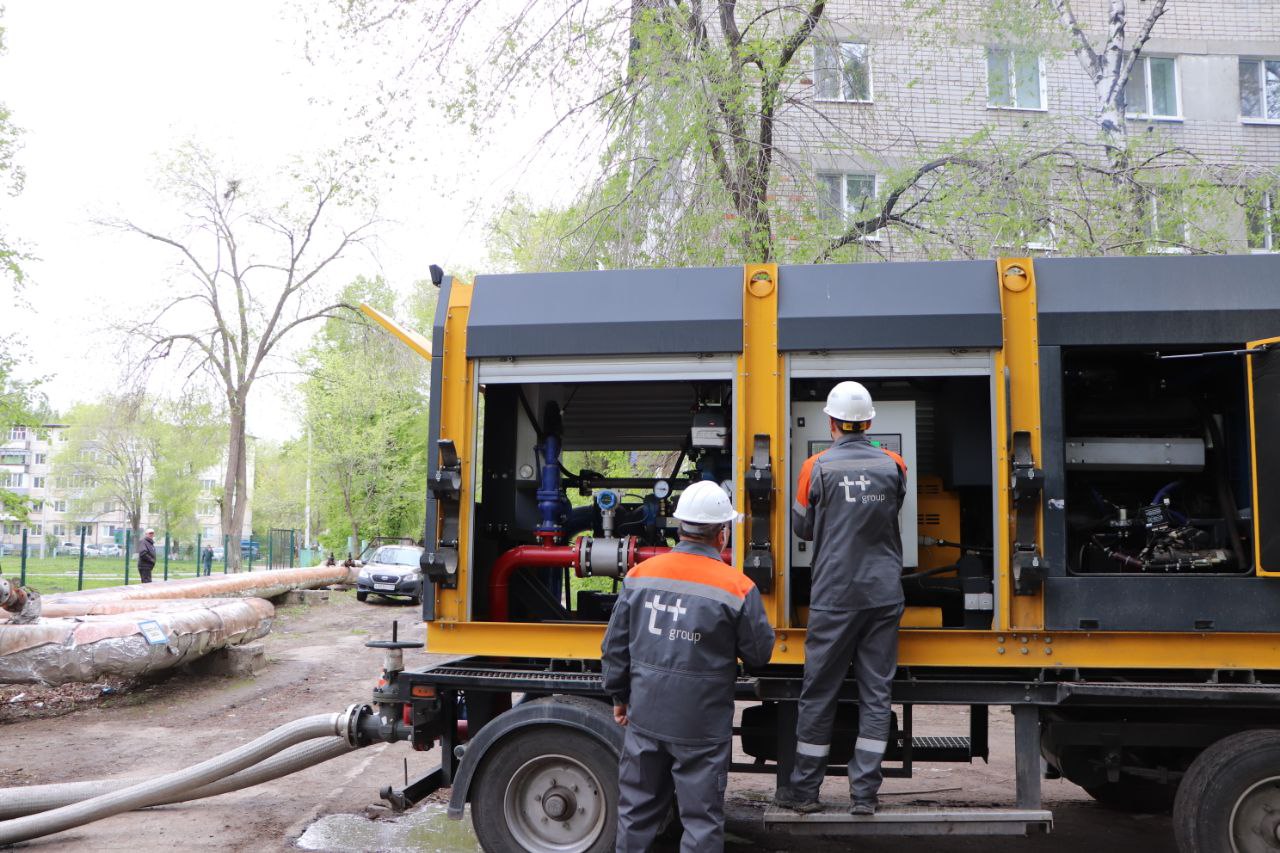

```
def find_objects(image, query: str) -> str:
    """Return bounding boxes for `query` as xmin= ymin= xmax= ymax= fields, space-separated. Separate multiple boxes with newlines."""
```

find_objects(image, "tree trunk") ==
xmin=222 ymin=403 xmax=243 ymax=571
xmin=230 ymin=424 xmax=249 ymax=567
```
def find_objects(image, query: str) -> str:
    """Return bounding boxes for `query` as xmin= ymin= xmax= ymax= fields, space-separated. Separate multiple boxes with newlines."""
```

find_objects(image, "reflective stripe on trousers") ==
xmin=788 ymin=602 xmax=902 ymax=803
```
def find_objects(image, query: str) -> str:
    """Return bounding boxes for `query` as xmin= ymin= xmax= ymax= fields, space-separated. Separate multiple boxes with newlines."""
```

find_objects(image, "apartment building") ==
xmin=778 ymin=0 xmax=1280 ymax=254
xmin=0 ymin=424 xmax=254 ymax=554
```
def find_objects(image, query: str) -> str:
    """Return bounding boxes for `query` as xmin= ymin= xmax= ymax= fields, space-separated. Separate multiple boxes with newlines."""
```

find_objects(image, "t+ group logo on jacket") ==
xmin=643 ymin=594 xmax=701 ymax=644
xmin=839 ymin=473 xmax=886 ymax=504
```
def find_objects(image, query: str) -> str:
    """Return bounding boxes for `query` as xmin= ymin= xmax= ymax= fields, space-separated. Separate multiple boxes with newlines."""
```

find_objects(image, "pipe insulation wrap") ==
xmin=0 ymin=711 xmax=349 ymax=844
xmin=0 ymin=736 xmax=357 ymax=820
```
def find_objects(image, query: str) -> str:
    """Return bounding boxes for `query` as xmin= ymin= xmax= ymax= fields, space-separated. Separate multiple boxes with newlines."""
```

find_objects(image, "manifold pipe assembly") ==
xmin=0 ymin=706 xmax=362 ymax=845
xmin=0 ymin=736 xmax=356 ymax=820
xmin=487 ymin=539 xmax=731 ymax=621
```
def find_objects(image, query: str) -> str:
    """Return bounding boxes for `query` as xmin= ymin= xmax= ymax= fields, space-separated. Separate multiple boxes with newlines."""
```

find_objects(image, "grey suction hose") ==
xmin=0 ymin=708 xmax=360 ymax=844
xmin=0 ymin=736 xmax=356 ymax=820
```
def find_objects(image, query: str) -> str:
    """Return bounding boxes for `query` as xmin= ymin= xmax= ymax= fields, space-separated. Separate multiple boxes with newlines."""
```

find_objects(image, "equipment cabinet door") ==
xmin=1249 ymin=336 xmax=1280 ymax=576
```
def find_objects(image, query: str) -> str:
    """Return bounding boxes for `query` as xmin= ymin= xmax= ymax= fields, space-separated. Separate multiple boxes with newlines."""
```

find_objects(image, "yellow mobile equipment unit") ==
xmin=357 ymin=255 xmax=1280 ymax=853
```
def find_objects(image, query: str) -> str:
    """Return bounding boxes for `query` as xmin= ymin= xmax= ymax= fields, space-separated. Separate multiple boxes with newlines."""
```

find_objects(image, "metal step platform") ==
xmin=762 ymin=805 xmax=1053 ymax=837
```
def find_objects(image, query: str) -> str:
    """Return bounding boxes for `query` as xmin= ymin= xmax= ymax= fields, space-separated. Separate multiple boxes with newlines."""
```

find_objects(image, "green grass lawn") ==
xmin=1 ymin=554 xmax=208 ymax=594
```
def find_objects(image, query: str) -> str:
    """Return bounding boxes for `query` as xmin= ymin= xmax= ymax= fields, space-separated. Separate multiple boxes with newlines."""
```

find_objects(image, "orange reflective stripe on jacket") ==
xmin=628 ymin=551 xmax=753 ymax=601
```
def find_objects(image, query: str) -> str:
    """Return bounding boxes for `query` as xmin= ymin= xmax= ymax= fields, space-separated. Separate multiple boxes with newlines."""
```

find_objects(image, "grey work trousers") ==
xmin=788 ymin=602 xmax=903 ymax=803
xmin=615 ymin=726 xmax=731 ymax=853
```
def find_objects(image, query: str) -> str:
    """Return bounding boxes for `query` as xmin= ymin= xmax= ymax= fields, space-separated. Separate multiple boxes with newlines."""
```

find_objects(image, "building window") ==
xmin=1145 ymin=187 xmax=1188 ymax=250
xmin=0 ymin=472 xmax=22 ymax=488
xmin=0 ymin=451 xmax=24 ymax=465
xmin=814 ymin=42 xmax=872 ymax=103
xmin=51 ymin=523 xmax=65 ymax=537
xmin=34 ymin=453 xmax=46 ymax=465
xmin=8 ymin=426 xmax=26 ymax=441
xmin=1247 ymin=189 xmax=1279 ymax=252
xmin=1241 ymin=59 xmax=1280 ymax=121
xmin=148 ymin=502 xmax=160 ymax=515
xmin=30 ymin=523 xmax=41 ymax=536
xmin=198 ymin=501 xmax=218 ymax=516
xmin=986 ymin=48 xmax=1045 ymax=110
xmin=52 ymin=499 xmax=67 ymax=513
xmin=32 ymin=476 xmax=45 ymax=489
xmin=76 ymin=523 xmax=94 ymax=537
xmin=200 ymin=478 xmax=217 ymax=492
xmin=1126 ymin=56 xmax=1180 ymax=119
xmin=818 ymin=172 xmax=877 ymax=220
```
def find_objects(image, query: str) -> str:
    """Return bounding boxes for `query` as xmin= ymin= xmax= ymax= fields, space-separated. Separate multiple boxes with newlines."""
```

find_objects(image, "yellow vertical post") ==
xmin=436 ymin=279 xmax=476 ymax=622
xmin=736 ymin=263 xmax=788 ymax=626
xmin=997 ymin=258 xmax=1045 ymax=631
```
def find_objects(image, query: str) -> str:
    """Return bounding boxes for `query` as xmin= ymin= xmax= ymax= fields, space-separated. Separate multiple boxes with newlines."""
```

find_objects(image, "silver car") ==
xmin=355 ymin=545 xmax=425 ymax=605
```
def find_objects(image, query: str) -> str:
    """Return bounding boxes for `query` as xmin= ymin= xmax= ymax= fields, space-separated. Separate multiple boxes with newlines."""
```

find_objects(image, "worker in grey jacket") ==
xmin=602 ymin=481 xmax=775 ymax=852
xmin=775 ymin=381 xmax=907 ymax=816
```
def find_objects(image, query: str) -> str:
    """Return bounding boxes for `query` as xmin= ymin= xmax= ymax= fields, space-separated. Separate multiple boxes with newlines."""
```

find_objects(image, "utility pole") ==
xmin=304 ymin=425 xmax=313 ymax=553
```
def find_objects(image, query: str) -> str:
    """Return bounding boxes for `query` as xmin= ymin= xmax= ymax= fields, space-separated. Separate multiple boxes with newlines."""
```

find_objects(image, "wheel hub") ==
xmin=504 ymin=754 xmax=605 ymax=852
xmin=542 ymin=786 xmax=577 ymax=821
xmin=1231 ymin=776 xmax=1280 ymax=853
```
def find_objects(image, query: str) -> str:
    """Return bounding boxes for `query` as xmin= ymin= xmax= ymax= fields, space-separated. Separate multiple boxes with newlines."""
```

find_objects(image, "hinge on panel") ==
xmin=1011 ymin=431 xmax=1046 ymax=595
xmin=423 ymin=439 xmax=462 ymax=591
xmin=744 ymin=434 xmax=774 ymax=593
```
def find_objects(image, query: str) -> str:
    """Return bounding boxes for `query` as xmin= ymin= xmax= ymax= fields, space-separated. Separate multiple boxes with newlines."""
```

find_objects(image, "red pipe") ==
xmin=488 ymin=542 xmax=734 ymax=622
xmin=488 ymin=545 xmax=579 ymax=622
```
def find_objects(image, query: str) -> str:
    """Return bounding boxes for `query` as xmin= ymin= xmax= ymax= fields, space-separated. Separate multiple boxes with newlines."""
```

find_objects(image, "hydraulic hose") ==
xmin=0 ymin=711 xmax=353 ymax=844
xmin=0 ymin=736 xmax=356 ymax=820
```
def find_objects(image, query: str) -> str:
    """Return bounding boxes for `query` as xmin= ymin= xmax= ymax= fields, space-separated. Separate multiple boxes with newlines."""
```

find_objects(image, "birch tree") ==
xmin=1045 ymin=0 xmax=1168 ymax=146
xmin=115 ymin=145 xmax=378 ymax=568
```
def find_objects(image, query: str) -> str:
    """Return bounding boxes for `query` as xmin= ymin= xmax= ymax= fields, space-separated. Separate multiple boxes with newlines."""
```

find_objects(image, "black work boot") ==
xmin=849 ymin=799 xmax=878 ymax=816
xmin=773 ymin=787 xmax=822 ymax=813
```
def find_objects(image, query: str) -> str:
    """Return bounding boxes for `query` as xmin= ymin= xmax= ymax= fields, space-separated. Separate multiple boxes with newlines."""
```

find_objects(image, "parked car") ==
xmin=355 ymin=545 xmax=425 ymax=605
xmin=241 ymin=540 xmax=260 ymax=559
xmin=210 ymin=546 xmax=225 ymax=561
xmin=97 ymin=543 xmax=122 ymax=557
xmin=82 ymin=544 xmax=103 ymax=557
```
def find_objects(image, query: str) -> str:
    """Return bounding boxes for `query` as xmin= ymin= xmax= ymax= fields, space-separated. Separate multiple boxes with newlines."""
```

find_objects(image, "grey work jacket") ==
xmin=601 ymin=540 xmax=775 ymax=746
xmin=793 ymin=433 xmax=907 ymax=611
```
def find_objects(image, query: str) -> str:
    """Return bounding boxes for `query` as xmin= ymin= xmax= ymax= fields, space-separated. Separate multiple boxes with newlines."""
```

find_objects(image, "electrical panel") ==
xmin=789 ymin=400 xmax=919 ymax=569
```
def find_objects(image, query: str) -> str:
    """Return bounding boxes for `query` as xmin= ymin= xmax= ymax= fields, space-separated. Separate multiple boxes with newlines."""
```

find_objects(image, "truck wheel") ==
xmin=1173 ymin=729 xmax=1280 ymax=853
xmin=355 ymin=591 xmax=368 ymax=602
xmin=471 ymin=726 xmax=617 ymax=853
xmin=1084 ymin=779 xmax=1175 ymax=813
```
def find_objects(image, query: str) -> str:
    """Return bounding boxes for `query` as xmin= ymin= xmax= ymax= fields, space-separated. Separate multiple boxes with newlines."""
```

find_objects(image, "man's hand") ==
xmin=613 ymin=704 xmax=629 ymax=726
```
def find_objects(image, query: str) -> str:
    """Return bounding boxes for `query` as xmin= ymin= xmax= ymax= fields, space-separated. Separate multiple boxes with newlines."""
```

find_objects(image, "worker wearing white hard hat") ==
xmin=775 ymin=381 xmax=907 ymax=816
xmin=603 ymin=480 xmax=774 ymax=851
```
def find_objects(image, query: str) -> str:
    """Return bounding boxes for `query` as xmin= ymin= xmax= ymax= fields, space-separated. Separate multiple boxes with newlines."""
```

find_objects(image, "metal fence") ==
xmin=0 ymin=528 xmax=300 ymax=594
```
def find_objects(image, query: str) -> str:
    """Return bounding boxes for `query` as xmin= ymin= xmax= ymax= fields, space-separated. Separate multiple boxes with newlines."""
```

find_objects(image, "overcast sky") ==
xmin=1 ymin=1 xmax=573 ymax=441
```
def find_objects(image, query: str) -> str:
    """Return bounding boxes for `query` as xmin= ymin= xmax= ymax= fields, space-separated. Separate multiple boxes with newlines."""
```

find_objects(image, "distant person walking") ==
xmin=137 ymin=529 xmax=157 ymax=584
xmin=202 ymin=544 xmax=214 ymax=576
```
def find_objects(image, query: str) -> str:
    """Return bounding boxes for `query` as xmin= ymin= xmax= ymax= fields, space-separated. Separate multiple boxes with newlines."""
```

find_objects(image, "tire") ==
xmin=1173 ymin=729 xmax=1280 ymax=853
xmin=1084 ymin=779 xmax=1176 ymax=813
xmin=409 ymin=595 xmax=422 ymax=606
xmin=471 ymin=726 xmax=618 ymax=853
xmin=355 ymin=590 xmax=368 ymax=602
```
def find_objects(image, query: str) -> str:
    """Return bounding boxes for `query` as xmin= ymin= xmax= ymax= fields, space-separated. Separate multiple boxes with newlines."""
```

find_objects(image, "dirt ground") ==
xmin=0 ymin=594 xmax=1177 ymax=852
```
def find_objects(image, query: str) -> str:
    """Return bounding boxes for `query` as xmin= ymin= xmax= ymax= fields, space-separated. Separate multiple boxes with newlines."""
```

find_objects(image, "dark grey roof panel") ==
xmin=1036 ymin=255 xmax=1280 ymax=345
xmin=467 ymin=267 xmax=743 ymax=357
xmin=777 ymin=260 xmax=1002 ymax=351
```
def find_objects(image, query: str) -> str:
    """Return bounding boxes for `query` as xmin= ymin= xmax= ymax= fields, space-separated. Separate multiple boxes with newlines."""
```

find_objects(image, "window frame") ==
xmin=1146 ymin=186 xmax=1191 ymax=253
xmin=817 ymin=171 xmax=882 ymax=241
xmin=813 ymin=41 xmax=874 ymax=104
xmin=1240 ymin=58 xmax=1280 ymax=125
xmin=985 ymin=47 xmax=1048 ymax=112
xmin=1126 ymin=55 xmax=1183 ymax=121
xmin=1248 ymin=189 xmax=1278 ymax=253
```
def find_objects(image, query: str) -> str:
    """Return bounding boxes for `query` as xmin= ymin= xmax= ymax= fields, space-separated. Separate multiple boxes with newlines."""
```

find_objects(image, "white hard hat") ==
xmin=823 ymin=381 xmax=875 ymax=423
xmin=673 ymin=481 xmax=741 ymax=525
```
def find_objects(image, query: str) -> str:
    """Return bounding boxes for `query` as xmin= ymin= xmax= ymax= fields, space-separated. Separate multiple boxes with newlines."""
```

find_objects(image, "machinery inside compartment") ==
xmin=1060 ymin=348 xmax=1254 ymax=576
xmin=472 ymin=379 xmax=735 ymax=623
xmin=788 ymin=377 xmax=996 ymax=629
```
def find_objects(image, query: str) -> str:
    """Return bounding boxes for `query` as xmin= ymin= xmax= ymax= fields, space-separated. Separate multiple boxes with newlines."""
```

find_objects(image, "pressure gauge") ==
xmin=596 ymin=490 xmax=619 ymax=511
xmin=653 ymin=479 xmax=671 ymax=499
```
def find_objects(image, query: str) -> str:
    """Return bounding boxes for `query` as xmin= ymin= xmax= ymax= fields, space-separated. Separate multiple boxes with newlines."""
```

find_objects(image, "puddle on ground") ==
xmin=296 ymin=803 xmax=481 ymax=852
